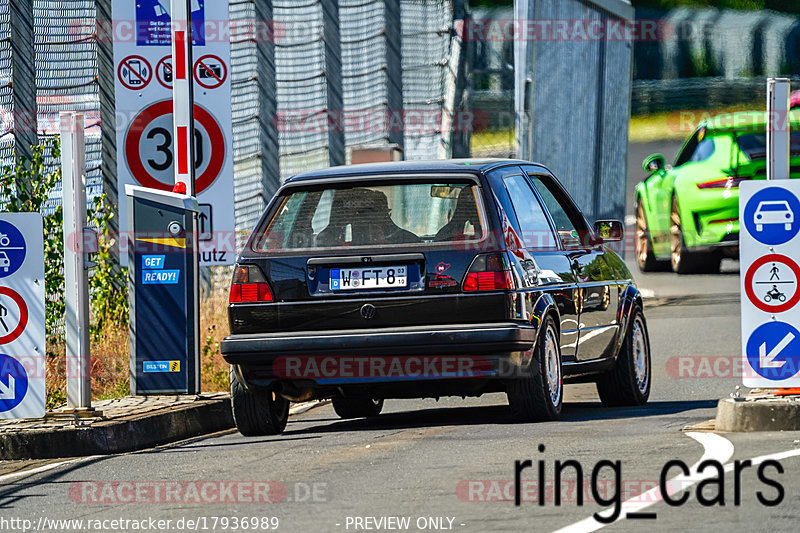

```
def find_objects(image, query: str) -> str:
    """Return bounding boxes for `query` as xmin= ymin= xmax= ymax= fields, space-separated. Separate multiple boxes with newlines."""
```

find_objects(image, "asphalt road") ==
xmin=2 ymin=142 xmax=799 ymax=533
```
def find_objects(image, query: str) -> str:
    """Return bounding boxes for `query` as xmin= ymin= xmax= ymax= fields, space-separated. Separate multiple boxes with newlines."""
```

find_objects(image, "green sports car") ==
xmin=635 ymin=110 xmax=800 ymax=274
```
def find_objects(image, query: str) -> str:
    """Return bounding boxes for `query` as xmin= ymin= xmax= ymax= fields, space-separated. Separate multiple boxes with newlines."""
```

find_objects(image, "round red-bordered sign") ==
xmin=0 ymin=287 xmax=28 ymax=345
xmin=155 ymin=55 xmax=173 ymax=90
xmin=118 ymin=55 xmax=152 ymax=91
xmin=193 ymin=54 xmax=228 ymax=90
xmin=124 ymin=100 xmax=226 ymax=194
xmin=744 ymin=253 xmax=800 ymax=313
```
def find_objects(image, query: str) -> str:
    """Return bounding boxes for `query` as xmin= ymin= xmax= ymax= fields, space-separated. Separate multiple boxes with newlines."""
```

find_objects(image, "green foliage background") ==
xmin=0 ymin=138 xmax=128 ymax=339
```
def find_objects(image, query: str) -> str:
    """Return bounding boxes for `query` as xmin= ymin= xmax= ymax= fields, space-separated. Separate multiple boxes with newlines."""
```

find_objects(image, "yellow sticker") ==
xmin=169 ymin=361 xmax=181 ymax=372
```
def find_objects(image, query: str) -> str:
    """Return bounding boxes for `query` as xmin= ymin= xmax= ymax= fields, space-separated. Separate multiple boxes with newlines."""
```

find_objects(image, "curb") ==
xmin=715 ymin=397 xmax=800 ymax=432
xmin=0 ymin=396 xmax=234 ymax=461
xmin=0 ymin=398 xmax=327 ymax=460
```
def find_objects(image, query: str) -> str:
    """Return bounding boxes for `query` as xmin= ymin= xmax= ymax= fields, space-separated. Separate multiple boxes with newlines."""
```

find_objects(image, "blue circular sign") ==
xmin=0 ymin=353 xmax=29 ymax=412
xmin=743 ymin=187 xmax=800 ymax=245
xmin=0 ymin=220 xmax=26 ymax=278
xmin=746 ymin=321 xmax=800 ymax=381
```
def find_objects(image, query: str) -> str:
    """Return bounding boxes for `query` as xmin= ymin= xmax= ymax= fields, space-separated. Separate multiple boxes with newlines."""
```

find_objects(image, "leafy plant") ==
xmin=1 ymin=139 xmax=130 ymax=407
xmin=87 ymin=194 xmax=128 ymax=336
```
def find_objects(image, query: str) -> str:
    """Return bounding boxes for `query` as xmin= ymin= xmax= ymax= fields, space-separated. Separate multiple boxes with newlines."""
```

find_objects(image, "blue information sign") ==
xmin=0 ymin=354 xmax=29 ymax=413
xmin=743 ymin=186 xmax=800 ymax=246
xmin=0 ymin=220 xmax=27 ymax=279
xmin=746 ymin=321 xmax=800 ymax=381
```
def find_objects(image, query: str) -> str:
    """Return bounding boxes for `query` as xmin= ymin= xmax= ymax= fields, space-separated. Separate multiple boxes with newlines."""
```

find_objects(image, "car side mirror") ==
xmin=642 ymin=154 xmax=666 ymax=174
xmin=594 ymin=220 xmax=623 ymax=242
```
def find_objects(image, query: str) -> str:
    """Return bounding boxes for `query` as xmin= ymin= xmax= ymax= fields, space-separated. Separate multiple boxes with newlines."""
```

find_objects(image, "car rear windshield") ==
xmin=737 ymin=132 xmax=800 ymax=160
xmin=252 ymin=181 xmax=485 ymax=252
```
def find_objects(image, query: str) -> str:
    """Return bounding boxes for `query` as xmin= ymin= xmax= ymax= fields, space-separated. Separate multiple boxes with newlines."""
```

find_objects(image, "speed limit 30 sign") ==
xmin=124 ymin=100 xmax=225 ymax=194
xmin=112 ymin=0 xmax=234 ymax=266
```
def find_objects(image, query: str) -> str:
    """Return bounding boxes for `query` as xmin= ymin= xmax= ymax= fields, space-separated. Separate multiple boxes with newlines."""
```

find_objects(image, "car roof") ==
xmin=701 ymin=110 xmax=800 ymax=134
xmin=283 ymin=159 xmax=543 ymax=184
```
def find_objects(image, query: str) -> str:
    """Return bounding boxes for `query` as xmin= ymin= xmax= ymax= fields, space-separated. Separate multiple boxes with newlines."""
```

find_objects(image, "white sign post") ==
xmin=767 ymin=78 xmax=791 ymax=181
xmin=739 ymin=79 xmax=800 ymax=388
xmin=112 ymin=0 xmax=235 ymax=265
xmin=61 ymin=112 xmax=94 ymax=412
xmin=0 ymin=214 xmax=46 ymax=419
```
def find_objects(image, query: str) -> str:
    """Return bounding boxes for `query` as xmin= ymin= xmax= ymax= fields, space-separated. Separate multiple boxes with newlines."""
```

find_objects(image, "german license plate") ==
xmin=330 ymin=266 xmax=408 ymax=291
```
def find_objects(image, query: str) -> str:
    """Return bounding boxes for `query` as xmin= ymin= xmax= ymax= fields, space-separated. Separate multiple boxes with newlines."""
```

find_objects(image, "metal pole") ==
xmin=767 ymin=78 xmax=791 ymax=181
xmin=385 ymin=0 xmax=404 ymax=152
xmin=322 ymin=0 xmax=345 ymax=166
xmin=61 ymin=112 xmax=93 ymax=412
xmin=256 ymin=0 xmax=280 ymax=196
xmin=96 ymin=0 xmax=119 ymax=258
xmin=171 ymin=0 xmax=197 ymax=195
xmin=10 ymin=0 xmax=37 ymax=167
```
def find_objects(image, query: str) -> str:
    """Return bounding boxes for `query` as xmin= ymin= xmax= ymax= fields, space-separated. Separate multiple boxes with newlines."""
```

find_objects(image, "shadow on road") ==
xmin=284 ymin=399 xmax=718 ymax=436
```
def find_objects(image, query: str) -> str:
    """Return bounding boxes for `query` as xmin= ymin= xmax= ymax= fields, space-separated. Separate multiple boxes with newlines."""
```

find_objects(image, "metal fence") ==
xmin=514 ymin=0 xmax=634 ymax=224
xmin=632 ymin=76 xmax=800 ymax=115
xmin=634 ymin=7 xmax=800 ymax=81
xmin=0 ymin=0 xmax=461 ymax=238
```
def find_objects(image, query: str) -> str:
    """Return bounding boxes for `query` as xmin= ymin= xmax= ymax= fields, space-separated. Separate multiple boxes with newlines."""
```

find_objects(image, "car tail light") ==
xmin=230 ymin=264 xmax=274 ymax=303
xmin=697 ymin=177 xmax=747 ymax=189
xmin=463 ymin=253 xmax=516 ymax=292
xmin=696 ymin=178 xmax=731 ymax=189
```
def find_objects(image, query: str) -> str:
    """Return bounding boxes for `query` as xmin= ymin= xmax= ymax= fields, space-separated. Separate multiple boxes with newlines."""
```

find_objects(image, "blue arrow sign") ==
xmin=0 ymin=354 xmax=29 ymax=412
xmin=743 ymin=186 xmax=800 ymax=246
xmin=0 ymin=220 xmax=26 ymax=279
xmin=746 ymin=321 xmax=800 ymax=381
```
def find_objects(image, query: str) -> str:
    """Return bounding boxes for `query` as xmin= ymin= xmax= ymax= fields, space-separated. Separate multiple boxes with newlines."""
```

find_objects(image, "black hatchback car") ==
xmin=221 ymin=160 xmax=651 ymax=436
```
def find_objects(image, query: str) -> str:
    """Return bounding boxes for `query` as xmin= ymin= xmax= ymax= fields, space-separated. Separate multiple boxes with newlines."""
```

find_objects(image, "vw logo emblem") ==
xmin=360 ymin=304 xmax=377 ymax=320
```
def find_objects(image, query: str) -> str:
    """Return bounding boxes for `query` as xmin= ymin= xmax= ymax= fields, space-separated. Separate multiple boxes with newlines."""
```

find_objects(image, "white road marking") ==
xmin=552 ymin=432 xmax=734 ymax=533
xmin=0 ymin=455 xmax=101 ymax=484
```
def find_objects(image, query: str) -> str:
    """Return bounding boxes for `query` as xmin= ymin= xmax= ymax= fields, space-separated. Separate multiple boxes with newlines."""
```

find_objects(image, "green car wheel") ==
xmin=670 ymin=196 xmax=721 ymax=275
xmin=635 ymin=199 xmax=669 ymax=272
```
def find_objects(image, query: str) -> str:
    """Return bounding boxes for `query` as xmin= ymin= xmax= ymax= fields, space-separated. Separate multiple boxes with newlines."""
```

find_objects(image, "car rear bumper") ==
xmin=221 ymin=322 xmax=537 ymax=364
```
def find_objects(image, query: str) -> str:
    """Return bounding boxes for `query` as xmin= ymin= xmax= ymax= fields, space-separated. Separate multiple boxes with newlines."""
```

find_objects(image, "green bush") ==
xmin=0 ymin=138 xmax=127 ymax=338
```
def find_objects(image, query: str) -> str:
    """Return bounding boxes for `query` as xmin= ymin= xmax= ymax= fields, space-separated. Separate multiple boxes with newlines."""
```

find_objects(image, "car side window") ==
xmin=502 ymin=174 xmax=558 ymax=248
xmin=675 ymin=128 xmax=713 ymax=167
xmin=521 ymin=167 xmax=587 ymax=249
xmin=689 ymin=137 xmax=715 ymax=162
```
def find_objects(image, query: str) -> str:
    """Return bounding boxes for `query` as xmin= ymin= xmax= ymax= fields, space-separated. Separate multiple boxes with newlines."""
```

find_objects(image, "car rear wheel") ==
xmin=506 ymin=315 xmax=562 ymax=422
xmin=596 ymin=305 xmax=651 ymax=407
xmin=230 ymin=368 xmax=290 ymax=436
xmin=332 ymin=398 xmax=384 ymax=419
xmin=635 ymin=199 xmax=669 ymax=272
xmin=670 ymin=196 xmax=721 ymax=274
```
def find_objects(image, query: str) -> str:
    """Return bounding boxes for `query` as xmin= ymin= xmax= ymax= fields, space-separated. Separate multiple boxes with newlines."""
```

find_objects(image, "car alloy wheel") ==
xmin=635 ymin=199 xmax=667 ymax=272
xmin=544 ymin=326 xmax=562 ymax=407
xmin=631 ymin=315 xmax=649 ymax=394
xmin=595 ymin=305 xmax=651 ymax=407
xmin=506 ymin=315 xmax=563 ymax=422
xmin=669 ymin=195 xmax=721 ymax=274
xmin=669 ymin=196 xmax=684 ymax=271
